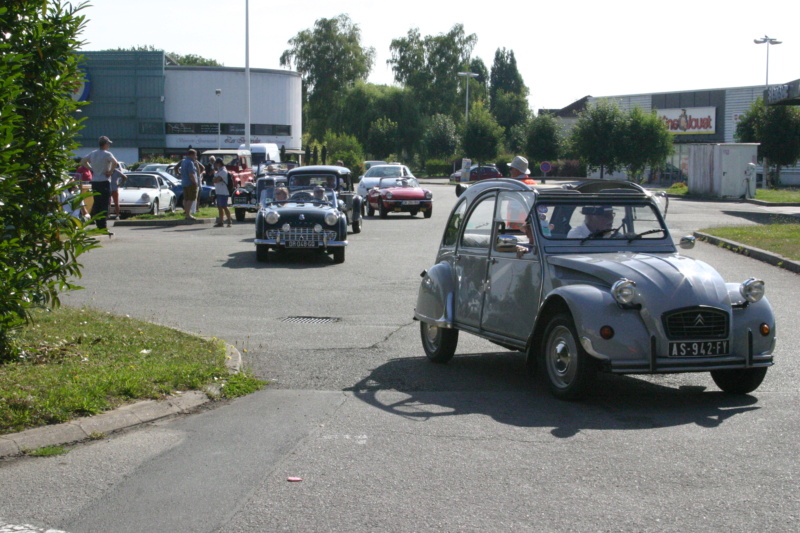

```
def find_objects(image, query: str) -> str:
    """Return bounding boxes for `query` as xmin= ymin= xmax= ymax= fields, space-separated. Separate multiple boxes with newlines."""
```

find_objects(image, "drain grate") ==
xmin=281 ymin=316 xmax=341 ymax=324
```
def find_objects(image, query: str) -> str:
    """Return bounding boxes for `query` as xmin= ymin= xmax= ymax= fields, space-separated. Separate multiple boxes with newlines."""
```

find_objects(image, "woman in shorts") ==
xmin=212 ymin=159 xmax=233 ymax=227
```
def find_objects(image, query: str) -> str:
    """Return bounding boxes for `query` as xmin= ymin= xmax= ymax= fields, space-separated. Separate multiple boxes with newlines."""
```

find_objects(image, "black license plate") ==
xmin=233 ymin=198 xmax=248 ymax=204
xmin=668 ymin=340 xmax=729 ymax=357
xmin=286 ymin=240 xmax=317 ymax=248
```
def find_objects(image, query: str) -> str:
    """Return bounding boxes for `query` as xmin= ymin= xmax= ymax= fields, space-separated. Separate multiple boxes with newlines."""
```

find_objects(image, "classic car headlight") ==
xmin=250 ymin=198 xmax=257 ymax=205
xmin=314 ymin=224 xmax=323 ymax=233
xmin=740 ymin=278 xmax=765 ymax=303
xmin=265 ymin=211 xmax=279 ymax=224
xmin=141 ymin=193 xmax=151 ymax=201
xmin=281 ymin=223 xmax=291 ymax=232
xmin=425 ymin=190 xmax=432 ymax=199
xmin=386 ymin=192 xmax=393 ymax=199
xmin=612 ymin=279 xmax=637 ymax=305
xmin=324 ymin=212 xmax=338 ymax=226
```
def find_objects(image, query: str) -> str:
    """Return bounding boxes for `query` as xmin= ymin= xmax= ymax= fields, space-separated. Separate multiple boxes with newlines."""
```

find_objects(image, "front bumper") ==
xmin=255 ymin=227 xmax=347 ymax=248
xmin=381 ymin=200 xmax=432 ymax=212
xmin=119 ymin=203 xmax=152 ymax=215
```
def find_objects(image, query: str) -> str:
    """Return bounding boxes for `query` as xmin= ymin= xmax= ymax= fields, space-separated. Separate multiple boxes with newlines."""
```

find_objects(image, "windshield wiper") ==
xmin=626 ymin=228 xmax=665 ymax=242
xmin=580 ymin=227 xmax=615 ymax=244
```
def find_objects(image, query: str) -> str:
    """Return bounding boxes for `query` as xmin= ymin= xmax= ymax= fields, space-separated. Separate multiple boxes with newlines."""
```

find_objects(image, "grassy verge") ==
xmin=0 ymin=307 xmax=264 ymax=436
xmin=129 ymin=206 xmax=220 ymax=221
xmin=662 ymin=183 xmax=800 ymax=203
xmin=699 ymin=223 xmax=800 ymax=261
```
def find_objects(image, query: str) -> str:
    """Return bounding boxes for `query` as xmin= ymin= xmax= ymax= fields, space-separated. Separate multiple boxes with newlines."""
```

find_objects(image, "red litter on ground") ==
xmin=287 ymin=477 xmax=303 ymax=482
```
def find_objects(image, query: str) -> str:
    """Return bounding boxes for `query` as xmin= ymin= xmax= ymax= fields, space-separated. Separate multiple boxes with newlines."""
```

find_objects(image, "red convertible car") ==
xmin=366 ymin=177 xmax=433 ymax=218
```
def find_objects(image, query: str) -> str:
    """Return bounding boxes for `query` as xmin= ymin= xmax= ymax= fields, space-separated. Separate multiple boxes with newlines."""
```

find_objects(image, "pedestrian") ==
xmin=180 ymin=149 xmax=199 ymax=221
xmin=212 ymin=159 xmax=233 ymax=227
xmin=192 ymin=158 xmax=205 ymax=215
xmin=509 ymin=156 xmax=530 ymax=179
xmin=203 ymin=156 xmax=216 ymax=186
xmin=79 ymin=135 xmax=118 ymax=235
xmin=109 ymin=167 xmax=126 ymax=219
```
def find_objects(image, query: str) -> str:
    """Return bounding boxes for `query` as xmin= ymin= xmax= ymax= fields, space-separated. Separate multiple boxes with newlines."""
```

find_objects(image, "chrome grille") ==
xmin=266 ymin=227 xmax=338 ymax=241
xmin=662 ymin=308 xmax=729 ymax=340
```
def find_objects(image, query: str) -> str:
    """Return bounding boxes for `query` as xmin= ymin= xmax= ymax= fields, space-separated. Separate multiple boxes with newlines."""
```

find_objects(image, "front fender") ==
xmin=415 ymin=261 xmax=456 ymax=327
xmin=727 ymin=284 xmax=776 ymax=356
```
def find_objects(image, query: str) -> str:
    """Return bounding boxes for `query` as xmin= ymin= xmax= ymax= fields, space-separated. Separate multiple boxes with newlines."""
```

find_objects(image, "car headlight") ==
xmin=250 ymin=198 xmax=257 ymax=205
xmin=740 ymin=278 xmax=765 ymax=303
xmin=265 ymin=211 xmax=279 ymax=224
xmin=612 ymin=279 xmax=637 ymax=305
xmin=141 ymin=193 xmax=151 ymax=201
xmin=324 ymin=212 xmax=338 ymax=226
xmin=386 ymin=192 xmax=393 ymax=199
xmin=425 ymin=190 xmax=432 ymax=199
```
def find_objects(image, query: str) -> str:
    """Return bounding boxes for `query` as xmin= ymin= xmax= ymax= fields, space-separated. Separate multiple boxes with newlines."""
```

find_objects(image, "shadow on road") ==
xmin=349 ymin=353 xmax=760 ymax=438
xmin=224 ymin=249 xmax=340 ymax=269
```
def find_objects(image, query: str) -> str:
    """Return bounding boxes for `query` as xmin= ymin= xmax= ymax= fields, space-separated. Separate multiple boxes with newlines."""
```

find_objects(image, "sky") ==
xmin=77 ymin=0 xmax=799 ymax=112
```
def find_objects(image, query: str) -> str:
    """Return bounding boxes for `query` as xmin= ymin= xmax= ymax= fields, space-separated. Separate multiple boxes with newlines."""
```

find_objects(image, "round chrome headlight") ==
xmin=281 ymin=223 xmax=291 ymax=232
xmin=425 ymin=190 xmax=432 ymax=199
xmin=740 ymin=278 xmax=765 ymax=303
xmin=250 ymin=198 xmax=257 ymax=205
xmin=612 ymin=279 xmax=637 ymax=305
xmin=386 ymin=192 xmax=393 ymax=199
xmin=314 ymin=224 xmax=323 ymax=233
xmin=265 ymin=211 xmax=279 ymax=224
xmin=324 ymin=212 xmax=338 ymax=226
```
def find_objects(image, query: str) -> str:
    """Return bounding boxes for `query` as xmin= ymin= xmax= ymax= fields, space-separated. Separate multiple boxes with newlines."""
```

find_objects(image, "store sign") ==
xmin=166 ymin=134 xmax=272 ymax=148
xmin=659 ymin=107 xmax=716 ymax=135
xmin=71 ymin=67 xmax=90 ymax=102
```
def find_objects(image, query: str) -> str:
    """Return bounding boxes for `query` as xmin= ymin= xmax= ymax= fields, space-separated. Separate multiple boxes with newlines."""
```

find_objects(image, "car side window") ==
xmin=460 ymin=195 xmax=496 ymax=250
xmin=496 ymin=192 xmax=534 ymax=248
xmin=442 ymin=199 xmax=467 ymax=247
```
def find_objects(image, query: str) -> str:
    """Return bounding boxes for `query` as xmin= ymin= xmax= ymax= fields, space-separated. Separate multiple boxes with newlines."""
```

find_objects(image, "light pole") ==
xmin=754 ymin=35 xmax=781 ymax=90
xmin=215 ymin=89 xmax=222 ymax=149
xmin=458 ymin=71 xmax=479 ymax=123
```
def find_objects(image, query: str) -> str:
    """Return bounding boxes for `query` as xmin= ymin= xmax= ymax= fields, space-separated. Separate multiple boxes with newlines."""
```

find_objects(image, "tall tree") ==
xmin=422 ymin=114 xmax=460 ymax=160
xmin=102 ymin=45 xmax=223 ymax=66
xmin=570 ymin=99 xmax=626 ymax=178
xmin=463 ymin=102 xmax=503 ymax=165
xmin=736 ymin=98 xmax=800 ymax=186
xmin=526 ymin=114 xmax=562 ymax=163
xmin=281 ymin=14 xmax=375 ymax=139
xmin=621 ymin=107 xmax=674 ymax=182
xmin=366 ymin=117 xmax=399 ymax=159
xmin=491 ymin=90 xmax=530 ymax=136
xmin=490 ymin=48 xmax=526 ymax=103
xmin=388 ymin=24 xmax=477 ymax=119
xmin=0 ymin=1 xmax=98 ymax=358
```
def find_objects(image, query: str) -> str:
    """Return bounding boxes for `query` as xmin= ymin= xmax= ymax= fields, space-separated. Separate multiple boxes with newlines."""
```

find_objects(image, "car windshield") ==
xmin=378 ymin=177 xmax=418 ymax=188
xmin=535 ymin=200 xmax=667 ymax=242
xmin=365 ymin=166 xmax=403 ymax=178
xmin=288 ymin=174 xmax=337 ymax=189
xmin=122 ymin=174 xmax=158 ymax=189
xmin=262 ymin=186 xmax=334 ymax=205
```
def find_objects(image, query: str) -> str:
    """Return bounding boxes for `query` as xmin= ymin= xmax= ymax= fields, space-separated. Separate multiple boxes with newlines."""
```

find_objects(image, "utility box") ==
xmin=687 ymin=143 xmax=759 ymax=198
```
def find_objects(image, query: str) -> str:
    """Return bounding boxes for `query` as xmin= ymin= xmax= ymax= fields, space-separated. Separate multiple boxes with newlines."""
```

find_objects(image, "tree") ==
xmin=102 ymin=45 xmax=223 ymax=66
xmin=0 ymin=1 xmax=98 ymax=359
xmin=490 ymin=48 xmax=526 ymax=103
xmin=526 ymin=114 xmax=562 ymax=163
xmin=388 ymin=24 xmax=477 ymax=119
xmin=491 ymin=89 xmax=530 ymax=136
xmin=422 ymin=114 xmax=460 ymax=160
xmin=736 ymin=98 xmax=800 ymax=186
xmin=569 ymin=99 xmax=626 ymax=178
xmin=366 ymin=117 xmax=398 ymax=160
xmin=463 ymin=103 xmax=503 ymax=165
xmin=281 ymin=15 xmax=375 ymax=138
xmin=322 ymin=131 xmax=365 ymax=176
xmin=620 ymin=107 xmax=673 ymax=181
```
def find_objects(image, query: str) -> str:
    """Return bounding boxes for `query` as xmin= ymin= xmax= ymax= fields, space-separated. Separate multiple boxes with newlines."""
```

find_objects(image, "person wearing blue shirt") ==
xmin=180 ymin=149 xmax=199 ymax=221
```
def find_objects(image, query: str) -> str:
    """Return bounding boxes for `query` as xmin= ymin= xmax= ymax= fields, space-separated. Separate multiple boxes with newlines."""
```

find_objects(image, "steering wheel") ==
xmin=291 ymin=192 xmax=314 ymax=201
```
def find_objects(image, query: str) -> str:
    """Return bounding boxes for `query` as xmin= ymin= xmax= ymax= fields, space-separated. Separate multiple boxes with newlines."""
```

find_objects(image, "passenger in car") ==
xmin=567 ymin=206 xmax=615 ymax=238
xmin=274 ymin=187 xmax=289 ymax=202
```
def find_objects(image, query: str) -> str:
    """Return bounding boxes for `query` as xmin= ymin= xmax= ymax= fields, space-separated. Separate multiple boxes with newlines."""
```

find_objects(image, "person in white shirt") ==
xmin=567 ymin=206 xmax=616 ymax=239
xmin=212 ymin=159 xmax=232 ymax=227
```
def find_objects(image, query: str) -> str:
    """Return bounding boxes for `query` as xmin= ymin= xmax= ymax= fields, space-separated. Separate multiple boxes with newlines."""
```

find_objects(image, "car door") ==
xmin=480 ymin=191 xmax=542 ymax=340
xmin=157 ymin=176 xmax=170 ymax=206
xmin=453 ymin=192 xmax=496 ymax=329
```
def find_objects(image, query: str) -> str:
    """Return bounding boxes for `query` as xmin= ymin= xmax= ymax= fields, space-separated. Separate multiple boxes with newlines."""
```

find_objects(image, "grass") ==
xmin=699 ymin=222 xmax=800 ymax=261
xmin=129 ymin=206 xmax=219 ymax=221
xmin=0 ymin=307 xmax=265 ymax=436
xmin=661 ymin=183 xmax=800 ymax=203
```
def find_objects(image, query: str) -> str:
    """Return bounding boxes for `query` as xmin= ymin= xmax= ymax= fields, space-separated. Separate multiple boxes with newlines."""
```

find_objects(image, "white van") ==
xmin=240 ymin=143 xmax=281 ymax=166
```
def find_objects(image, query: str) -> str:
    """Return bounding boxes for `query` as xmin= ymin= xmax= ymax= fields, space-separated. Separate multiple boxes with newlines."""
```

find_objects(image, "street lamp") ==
xmin=215 ymin=89 xmax=222 ymax=149
xmin=754 ymin=35 xmax=782 ymax=90
xmin=458 ymin=71 xmax=479 ymax=123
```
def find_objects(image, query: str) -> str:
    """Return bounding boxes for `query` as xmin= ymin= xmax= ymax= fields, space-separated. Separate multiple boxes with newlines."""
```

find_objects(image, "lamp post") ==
xmin=754 ymin=35 xmax=781 ymax=90
xmin=458 ymin=71 xmax=479 ymax=123
xmin=215 ymin=89 xmax=222 ymax=149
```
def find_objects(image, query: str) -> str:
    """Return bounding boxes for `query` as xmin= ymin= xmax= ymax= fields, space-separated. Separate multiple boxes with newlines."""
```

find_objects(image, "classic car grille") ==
xmin=266 ymin=227 xmax=338 ymax=241
xmin=662 ymin=308 xmax=729 ymax=340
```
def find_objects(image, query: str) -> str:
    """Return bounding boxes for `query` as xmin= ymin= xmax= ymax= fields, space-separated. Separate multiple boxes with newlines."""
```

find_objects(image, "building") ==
xmin=73 ymin=51 xmax=302 ymax=165
xmin=547 ymin=79 xmax=800 ymax=185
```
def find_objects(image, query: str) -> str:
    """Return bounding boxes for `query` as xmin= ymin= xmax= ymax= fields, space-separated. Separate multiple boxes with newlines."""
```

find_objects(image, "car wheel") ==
xmin=332 ymin=247 xmax=345 ymax=264
xmin=256 ymin=244 xmax=270 ymax=262
xmin=352 ymin=218 xmax=362 ymax=234
xmin=710 ymin=367 xmax=768 ymax=394
xmin=150 ymin=199 xmax=159 ymax=215
xmin=420 ymin=322 xmax=458 ymax=364
xmin=379 ymin=201 xmax=388 ymax=219
xmin=541 ymin=313 xmax=596 ymax=400
xmin=424 ymin=207 xmax=432 ymax=218
xmin=235 ymin=208 xmax=245 ymax=222
xmin=167 ymin=197 xmax=176 ymax=213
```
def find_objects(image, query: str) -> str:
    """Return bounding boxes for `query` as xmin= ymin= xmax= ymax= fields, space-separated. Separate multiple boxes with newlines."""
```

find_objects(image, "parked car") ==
xmin=364 ymin=160 xmax=387 ymax=171
xmin=139 ymin=163 xmax=170 ymax=172
xmin=253 ymin=174 xmax=348 ymax=263
xmin=415 ymin=178 xmax=775 ymax=400
xmin=116 ymin=172 xmax=177 ymax=217
xmin=366 ymin=176 xmax=432 ymax=218
xmin=159 ymin=171 xmax=216 ymax=207
xmin=199 ymin=149 xmax=255 ymax=188
xmin=357 ymin=164 xmax=414 ymax=202
xmin=232 ymin=175 xmax=287 ymax=221
xmin=286 ymin=165 xmax=363 ymax=233
xmin=450 ymin=164 xmax=502 ymax=181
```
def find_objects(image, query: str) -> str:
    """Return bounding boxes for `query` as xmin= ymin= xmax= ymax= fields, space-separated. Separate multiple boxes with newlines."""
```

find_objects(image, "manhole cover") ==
xmin=281 ymin=316 xmax=341 ymax=324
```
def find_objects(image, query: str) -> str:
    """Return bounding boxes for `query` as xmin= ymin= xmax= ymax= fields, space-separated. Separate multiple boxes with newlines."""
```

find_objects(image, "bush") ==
xmin=424 ymin=159 xmax=453 ymax=177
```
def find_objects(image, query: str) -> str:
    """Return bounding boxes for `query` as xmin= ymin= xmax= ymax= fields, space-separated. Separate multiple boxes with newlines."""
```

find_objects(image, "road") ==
xmin=2 ymin=183 xmax=799 ymax=532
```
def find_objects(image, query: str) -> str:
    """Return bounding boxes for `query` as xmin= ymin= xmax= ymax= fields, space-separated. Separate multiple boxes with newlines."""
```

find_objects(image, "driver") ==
xmin=274 ymin=187 xmax=289 ymax=202
xmin=313 ymin=186 xmax=326 ymax=201
xmin=567 ymin=206 xmax=615 ymax=239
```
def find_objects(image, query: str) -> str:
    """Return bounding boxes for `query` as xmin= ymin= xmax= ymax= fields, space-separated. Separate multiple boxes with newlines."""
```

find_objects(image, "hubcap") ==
xmin=425 ymin=324 xmax=439 ymax=346
xmin=548 ymin=325 xmax=576 ymax=387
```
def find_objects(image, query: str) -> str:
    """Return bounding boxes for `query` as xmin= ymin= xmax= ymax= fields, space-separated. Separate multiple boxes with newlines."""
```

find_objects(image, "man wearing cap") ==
xmin=80 ymin=135 xmax=118 ymax=234
xmin=509 ymin=156 xmax=530 ymax=179
xmin=567 ymin=206 xmax=616 ymax=239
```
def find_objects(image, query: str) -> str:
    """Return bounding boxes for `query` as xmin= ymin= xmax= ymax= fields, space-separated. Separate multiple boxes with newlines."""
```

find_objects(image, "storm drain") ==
xmin=281 ymin=316 xmax=341 ymax=324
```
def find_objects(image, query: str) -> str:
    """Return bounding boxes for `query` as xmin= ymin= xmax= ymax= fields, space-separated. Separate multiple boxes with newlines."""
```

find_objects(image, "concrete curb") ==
xmin=0 ymin=343 xmax=243 ymax=459
xmin=694 ymin=232 xmax=800 ymax=275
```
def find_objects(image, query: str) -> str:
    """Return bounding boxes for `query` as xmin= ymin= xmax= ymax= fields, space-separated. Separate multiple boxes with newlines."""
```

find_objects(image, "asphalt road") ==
xmin=2 ymin=183 xmax=799 ymax=532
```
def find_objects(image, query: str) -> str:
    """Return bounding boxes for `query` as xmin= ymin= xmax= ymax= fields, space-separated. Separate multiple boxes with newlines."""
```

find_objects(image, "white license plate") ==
xmin=402 ymin=200 xmax=420 ymax=205
xmin=286 ymin=240 xmax=317 ymax=248
xmin=233 ymin=198 xmax=248 ymax=203
xmin=668 ymin=340 xmax=729 ymax=357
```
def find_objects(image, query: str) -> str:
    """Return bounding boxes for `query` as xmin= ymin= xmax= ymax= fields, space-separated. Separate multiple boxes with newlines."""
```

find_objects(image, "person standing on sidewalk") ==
xmin=180 ymin=149 xmax=199 ymax=221
xmin=80 ymin=135 xmax=118 ymax=235
xmin=212 ymin=159 xmax=233 ymax=227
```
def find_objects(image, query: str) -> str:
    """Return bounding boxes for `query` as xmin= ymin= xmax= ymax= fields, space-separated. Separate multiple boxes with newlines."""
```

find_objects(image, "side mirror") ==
xmin=495 ymin=234 xmax=519 ymax=253
xmin=455 ymin=183 xmax=469 ymax=197
xmin=679 ymin=235 xmax=696 ymax=249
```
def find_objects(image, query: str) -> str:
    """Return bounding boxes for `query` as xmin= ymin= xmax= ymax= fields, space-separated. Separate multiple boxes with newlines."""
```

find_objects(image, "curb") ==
xmin=694 ymin=231 xmax=800 ymax=275
xmin=0 ymin=343 xmax=242 ymax=459
xmin=113 ymin=217 xmax=215 ymax=227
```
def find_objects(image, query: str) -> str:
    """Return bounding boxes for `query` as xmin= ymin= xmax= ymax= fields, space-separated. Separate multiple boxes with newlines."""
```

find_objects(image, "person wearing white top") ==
xmin=212 ymin=159 xmax=233 ymax=227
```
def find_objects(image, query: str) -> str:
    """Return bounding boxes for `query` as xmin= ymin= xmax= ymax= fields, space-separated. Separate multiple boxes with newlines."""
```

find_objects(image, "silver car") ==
xmin=415 ymin=179 xmax=776 ymax=400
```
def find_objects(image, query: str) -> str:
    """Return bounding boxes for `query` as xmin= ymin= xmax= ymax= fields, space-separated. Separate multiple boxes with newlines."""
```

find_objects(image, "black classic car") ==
xmin=232 ymin=175 xmax=287 ymax=221
xmin=253 ymin=170 xmax=349 ymax=263
xmin=285 ymin=165 xmax=363 ymax=233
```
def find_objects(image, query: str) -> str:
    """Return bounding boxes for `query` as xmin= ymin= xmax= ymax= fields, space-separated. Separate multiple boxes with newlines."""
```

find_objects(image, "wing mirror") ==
xmin=495 ymin=234 xmax=519 ymax=253
xmin=679 ymin=235 xmax=696 ymax=249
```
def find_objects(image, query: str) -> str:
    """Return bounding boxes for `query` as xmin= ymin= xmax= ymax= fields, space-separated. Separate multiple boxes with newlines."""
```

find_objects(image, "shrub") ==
xmin=424 ymin=159 xmax=453 ymax=177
